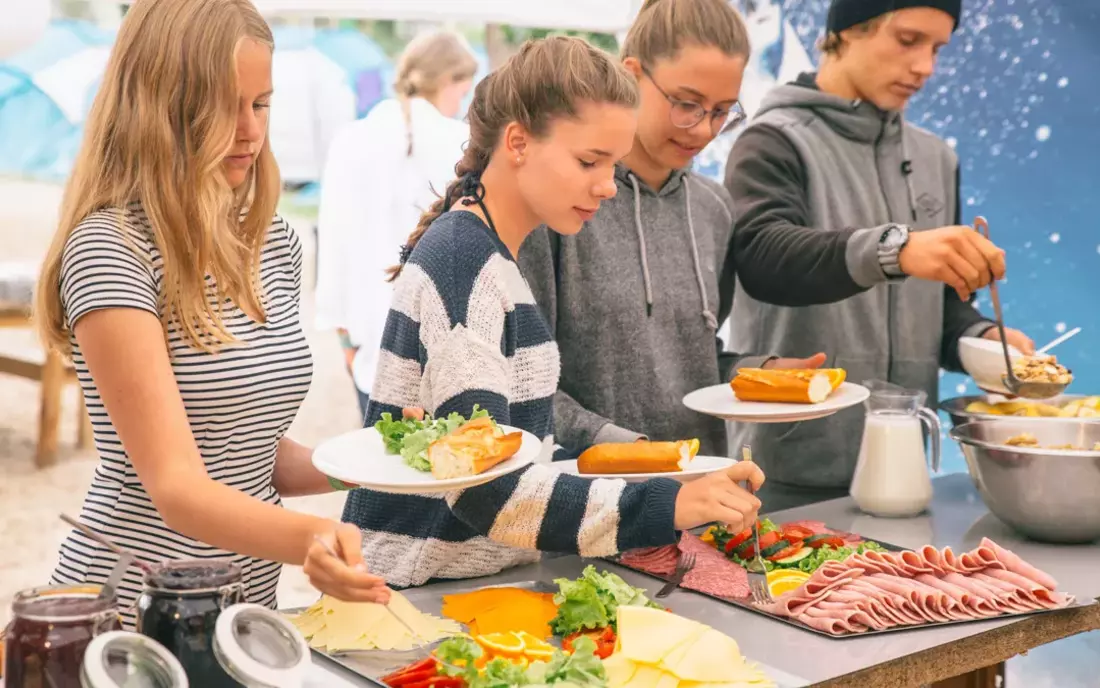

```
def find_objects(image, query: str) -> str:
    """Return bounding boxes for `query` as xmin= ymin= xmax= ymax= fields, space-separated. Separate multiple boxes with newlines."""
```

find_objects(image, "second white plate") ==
xmin=682 ymin=382 xmax=870 ymax=423
xmin=555 ymin=455 xmax=736 ymax=484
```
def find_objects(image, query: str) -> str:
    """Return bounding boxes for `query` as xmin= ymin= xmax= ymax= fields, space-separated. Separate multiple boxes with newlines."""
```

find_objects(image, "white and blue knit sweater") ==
xmin=342 ymin=210 xmax=682 ymax=588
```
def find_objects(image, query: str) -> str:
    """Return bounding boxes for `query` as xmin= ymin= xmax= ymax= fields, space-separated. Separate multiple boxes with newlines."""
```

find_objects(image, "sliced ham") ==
xmin=981 ymin=537 xmax=1059 ymax=590
xmin=915 ymin=574 xmax=990 ymax=618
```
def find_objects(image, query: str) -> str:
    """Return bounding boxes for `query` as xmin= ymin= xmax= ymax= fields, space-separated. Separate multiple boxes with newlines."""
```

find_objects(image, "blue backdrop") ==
xmin=705 ymin=0 xmax=1100 ymax=474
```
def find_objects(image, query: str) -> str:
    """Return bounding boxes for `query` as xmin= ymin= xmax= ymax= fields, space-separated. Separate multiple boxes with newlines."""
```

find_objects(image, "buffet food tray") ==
xmin=606 ymin=535 xmax=1090 ymax=639
xmin=285 ymin=580 xmax=556 ymax=685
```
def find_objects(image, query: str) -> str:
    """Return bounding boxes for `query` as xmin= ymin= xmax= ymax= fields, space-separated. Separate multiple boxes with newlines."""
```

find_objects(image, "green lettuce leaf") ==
xmin=548 ymin=566 xmax=657 ymax=636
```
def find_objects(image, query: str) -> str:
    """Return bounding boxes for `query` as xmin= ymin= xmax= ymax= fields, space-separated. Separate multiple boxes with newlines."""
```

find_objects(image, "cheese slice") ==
xmin=288 ymin=592 xmax=460 ymax=653
xmin=609 ymin=607 xmax=777 ymax=688
xmin=616 ymin=606 xmax=703 ymax=664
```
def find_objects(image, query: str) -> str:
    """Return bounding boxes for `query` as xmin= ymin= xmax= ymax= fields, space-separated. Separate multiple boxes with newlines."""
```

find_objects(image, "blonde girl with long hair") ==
xmin=339 ymin=36 xmax=765 ymax=589
xmin=36 ymin=0 xmax=389 ymax=627
xmin=315 ymin=30 xmax=478 ymax=420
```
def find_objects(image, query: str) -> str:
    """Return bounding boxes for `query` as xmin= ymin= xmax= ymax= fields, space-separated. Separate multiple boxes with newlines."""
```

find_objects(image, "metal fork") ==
xmin=741 ymin=446 xmax=773 ymax=604
xmin=655 ymin=552 xmax=696 ymax=599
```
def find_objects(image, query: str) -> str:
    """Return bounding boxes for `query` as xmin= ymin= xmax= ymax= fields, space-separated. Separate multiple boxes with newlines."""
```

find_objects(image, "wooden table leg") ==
xmin=36 ymin=350 xmax=65 ymax=468
xmin=930 ymin=661 xmax=1004 ymax=688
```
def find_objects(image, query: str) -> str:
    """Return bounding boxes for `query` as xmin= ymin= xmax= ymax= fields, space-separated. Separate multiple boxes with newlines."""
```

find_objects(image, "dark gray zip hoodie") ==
xmin=723 ymin=74 xmax=992 ymax=490
xmin=518 ymin=164 xmax=772 ymax=457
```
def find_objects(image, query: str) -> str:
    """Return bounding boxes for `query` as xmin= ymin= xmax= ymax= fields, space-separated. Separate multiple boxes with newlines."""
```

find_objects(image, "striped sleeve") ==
xmin=60 ymin=210 xmax=159 ymax=330
xmin=447 ymin=466 xmax=681 ymax=556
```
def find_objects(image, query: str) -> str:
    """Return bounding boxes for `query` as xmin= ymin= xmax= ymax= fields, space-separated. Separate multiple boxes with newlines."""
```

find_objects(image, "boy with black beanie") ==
xmin=722 ymin=0 xmax=1035 ymax=510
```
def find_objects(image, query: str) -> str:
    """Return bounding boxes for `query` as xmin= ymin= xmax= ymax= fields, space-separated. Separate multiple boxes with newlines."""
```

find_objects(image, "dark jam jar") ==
xmin=135 ymin=560 xmax=244 ymax=687
xmin=4 ymin=584 xmax=121 ymax=688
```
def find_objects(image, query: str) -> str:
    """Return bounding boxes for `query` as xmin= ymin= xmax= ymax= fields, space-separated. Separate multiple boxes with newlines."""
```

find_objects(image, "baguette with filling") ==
xmin=428 ymin=417 xmax=523 ymax=480
xmin=577 ymin=439 xmax=700 ymax=475
xmin=731 ymin=368 xmax=845 ymax=404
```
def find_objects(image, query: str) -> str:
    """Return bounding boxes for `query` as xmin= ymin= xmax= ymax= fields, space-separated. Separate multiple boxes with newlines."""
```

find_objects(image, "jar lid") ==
xmin=81 ymin=631 xmax=189 ymax=688
xmin=144 ymin=560 xmax=241 ymax=592
xmin=213 ymin=603 xmax=311 ymax=688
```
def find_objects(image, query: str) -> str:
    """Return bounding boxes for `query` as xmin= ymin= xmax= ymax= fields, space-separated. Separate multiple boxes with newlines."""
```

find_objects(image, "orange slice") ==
xmin=515 ymin=631 xmax=555 ymax=660
xmin=476 ymin=631 xmax=525 ymax=657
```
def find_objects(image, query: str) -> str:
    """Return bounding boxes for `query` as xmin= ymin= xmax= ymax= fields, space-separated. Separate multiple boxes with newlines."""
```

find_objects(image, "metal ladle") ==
xmin=974 ymin=216 xmax=1069 ymax=400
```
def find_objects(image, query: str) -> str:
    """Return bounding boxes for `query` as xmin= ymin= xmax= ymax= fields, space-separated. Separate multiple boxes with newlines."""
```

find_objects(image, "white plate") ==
xmin=312 ymin=426 xmax=543 ymax=494
xmin=555 ymin=455 xmax=736 ymax=483
xmin=682 ymin=382 xmax=870 ymax=423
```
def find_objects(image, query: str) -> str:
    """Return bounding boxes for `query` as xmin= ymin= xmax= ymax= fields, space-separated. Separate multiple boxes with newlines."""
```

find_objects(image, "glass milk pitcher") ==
xmin=850 ymin=380 xmax=942 ymax=517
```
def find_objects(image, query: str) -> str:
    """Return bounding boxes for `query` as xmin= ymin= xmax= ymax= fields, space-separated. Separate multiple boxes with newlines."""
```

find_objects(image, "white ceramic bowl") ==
xmin=958 ymin=336 xmax=1024 ymax=393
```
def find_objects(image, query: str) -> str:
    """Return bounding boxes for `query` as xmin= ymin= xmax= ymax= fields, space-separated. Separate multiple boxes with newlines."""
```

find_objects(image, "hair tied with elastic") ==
xmin=446 ymin=172 xmax=486 ymax=207
xmin=398 ymin=243 xmax=414 ymax=265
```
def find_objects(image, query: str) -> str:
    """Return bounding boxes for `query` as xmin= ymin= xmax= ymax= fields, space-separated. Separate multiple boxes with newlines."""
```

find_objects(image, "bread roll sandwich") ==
xmin=731 ymin=368 xmax=846 ymax=404
xmin=428 ymin=417 xmax=523 ymax=480
xmin=577 ymin=439 xmax=700 ymax=475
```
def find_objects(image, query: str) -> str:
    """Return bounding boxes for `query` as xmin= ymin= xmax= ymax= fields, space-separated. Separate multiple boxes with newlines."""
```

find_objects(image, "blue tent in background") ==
xmin=0 ymin=66 xmax=76 ymax=178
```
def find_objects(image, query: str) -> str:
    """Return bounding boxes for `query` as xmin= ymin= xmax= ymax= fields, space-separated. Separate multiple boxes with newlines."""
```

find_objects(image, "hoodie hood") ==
xmin=613 ymin=162 xmax=689 ymax=197
xmin=756 ymin=72 xmax=918 ymax=220
xmin=756 ymin=72 xmax=903 ymax=145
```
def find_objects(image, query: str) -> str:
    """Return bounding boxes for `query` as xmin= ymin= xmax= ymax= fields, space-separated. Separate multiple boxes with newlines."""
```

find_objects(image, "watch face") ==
xmin=882 ymin=225 xmax=907 ymax=249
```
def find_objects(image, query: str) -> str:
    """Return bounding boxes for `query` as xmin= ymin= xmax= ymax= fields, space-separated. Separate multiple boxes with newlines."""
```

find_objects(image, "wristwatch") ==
xmin=877 ymin=223 xmax=911 ymax=278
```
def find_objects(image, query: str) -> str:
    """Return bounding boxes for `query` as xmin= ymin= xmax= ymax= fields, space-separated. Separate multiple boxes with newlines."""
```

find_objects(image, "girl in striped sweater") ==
xmin=342 ymin=36 xmax=765 ymax=588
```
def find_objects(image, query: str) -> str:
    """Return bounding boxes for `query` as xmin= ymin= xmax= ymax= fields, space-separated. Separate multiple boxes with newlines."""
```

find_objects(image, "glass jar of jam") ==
xmin=4 ymin=584 xmax=121 ymax=688
xmin=135 ymin=560 xmax=243 ymax=688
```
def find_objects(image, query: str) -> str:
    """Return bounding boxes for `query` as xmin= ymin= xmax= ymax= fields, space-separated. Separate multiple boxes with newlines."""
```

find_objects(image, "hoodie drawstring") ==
xmin=900 ymin=128 xmax=918 ymax=222
xmin=627 ymin=172 xmax=718 ymax=330
xmin=683 ymin=180 xmax=719 ymax=330
xmin=629 ymin=174 xmax=655 ymax=316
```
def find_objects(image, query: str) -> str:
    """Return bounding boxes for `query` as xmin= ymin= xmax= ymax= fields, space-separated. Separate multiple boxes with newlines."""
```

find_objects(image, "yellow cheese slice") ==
xmin=288 ymin=592 xmax=460 ymax=653
xmin=617 ymin=606 xmax=704 ymax=664
xmin=602 ymin=653 xmax=638 ymax=687
xmin=662 ymin=628 xmax=747 ymax=682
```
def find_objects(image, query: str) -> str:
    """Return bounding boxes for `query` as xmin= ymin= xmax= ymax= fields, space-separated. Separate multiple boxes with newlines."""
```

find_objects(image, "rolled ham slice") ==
xmin=981 ymin=537 xmax=1059 ymax=590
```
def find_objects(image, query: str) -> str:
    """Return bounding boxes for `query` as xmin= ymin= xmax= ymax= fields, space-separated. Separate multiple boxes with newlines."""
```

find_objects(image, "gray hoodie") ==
xmin=518 ymin=164 xmax=771 ymax=457
xmin=723 ymin=75 xmax=992 ymax=491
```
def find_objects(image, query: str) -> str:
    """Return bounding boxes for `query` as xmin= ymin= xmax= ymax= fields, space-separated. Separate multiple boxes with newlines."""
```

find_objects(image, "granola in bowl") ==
xmin=1004 ymin=432 xmax=1100 ymax=451
xmin=1011 ymin=354 xmax=1073 ymax=385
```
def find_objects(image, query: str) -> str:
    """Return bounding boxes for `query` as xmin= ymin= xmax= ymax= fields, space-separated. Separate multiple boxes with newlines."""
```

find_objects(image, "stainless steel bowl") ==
xmin=950 ymin=418 xmax=1100 ymax=543
xmin=939 ymin=394 xmax=1088 ymax=429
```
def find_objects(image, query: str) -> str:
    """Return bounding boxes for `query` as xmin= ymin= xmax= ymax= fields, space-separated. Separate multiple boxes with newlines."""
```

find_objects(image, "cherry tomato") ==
xmin=767 ymin=542 xmax=805 ymax=562
xmin=723 ymin=528 xmax=752 ymax=555
xmin=781 ymin=525 xmax=815 ymax=541
xmin=737 ymin=530 xmax=781 ymax=559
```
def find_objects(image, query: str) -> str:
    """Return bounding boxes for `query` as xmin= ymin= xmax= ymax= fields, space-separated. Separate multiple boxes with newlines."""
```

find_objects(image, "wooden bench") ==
xmin=0 ymin=266 xmax=92 ymax=467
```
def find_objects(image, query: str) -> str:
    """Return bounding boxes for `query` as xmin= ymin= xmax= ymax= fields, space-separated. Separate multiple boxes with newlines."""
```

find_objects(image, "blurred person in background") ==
xmin=315 ymin=31 xmax=478 ymax=421
xmin=723 ymin=0 xmax=1035 ymax=509
xmin=35 ymin=0 xmax=390 ymax=628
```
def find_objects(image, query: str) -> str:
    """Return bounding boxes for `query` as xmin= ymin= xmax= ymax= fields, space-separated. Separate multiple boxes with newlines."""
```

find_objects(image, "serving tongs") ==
xmin=974 ymin=216 xmax=1068 ymax=400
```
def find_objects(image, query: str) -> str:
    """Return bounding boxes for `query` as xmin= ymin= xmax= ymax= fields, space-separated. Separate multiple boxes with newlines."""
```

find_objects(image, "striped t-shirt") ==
xmin=342 ymin=210 xmax=681 ymax=588
xmin=51 ymin=203 xmax=312 ymax=627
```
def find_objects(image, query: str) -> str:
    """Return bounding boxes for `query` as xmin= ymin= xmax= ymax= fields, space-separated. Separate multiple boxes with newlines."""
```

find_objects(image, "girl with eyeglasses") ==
xmin=518 ymin=0 xmax=826 ymax=459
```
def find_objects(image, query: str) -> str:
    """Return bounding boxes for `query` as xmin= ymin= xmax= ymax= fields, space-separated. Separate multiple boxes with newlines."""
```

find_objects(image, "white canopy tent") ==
xmin=249 ymin=0 xmax=645 ymax=33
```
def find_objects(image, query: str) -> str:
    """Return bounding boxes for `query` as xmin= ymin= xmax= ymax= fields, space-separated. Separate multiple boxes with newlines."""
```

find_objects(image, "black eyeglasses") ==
xmin=641 ymin=65 xmax=746 ymax=135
